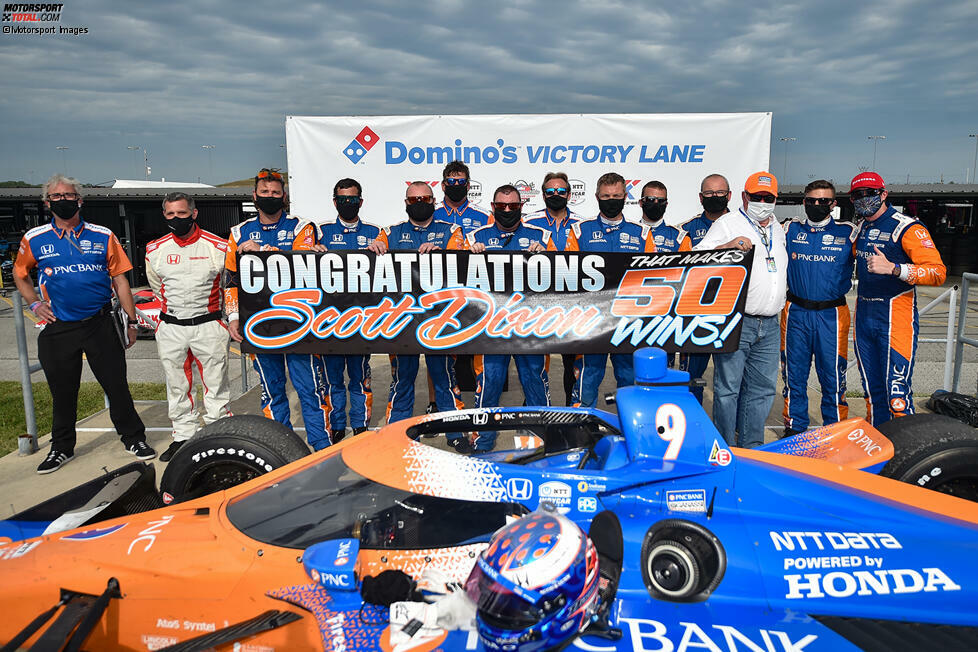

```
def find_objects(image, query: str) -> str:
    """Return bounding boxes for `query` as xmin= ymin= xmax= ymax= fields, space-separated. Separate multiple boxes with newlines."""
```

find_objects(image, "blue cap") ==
xmin=633 ymin=347 xmax=668 ymax=384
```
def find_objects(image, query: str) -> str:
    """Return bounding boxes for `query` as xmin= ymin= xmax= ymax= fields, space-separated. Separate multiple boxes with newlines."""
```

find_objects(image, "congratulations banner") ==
xmin=238 ymin=249 xmax=753 ymax=355
xmin=285 ymin=113 xmax=771 ymax=228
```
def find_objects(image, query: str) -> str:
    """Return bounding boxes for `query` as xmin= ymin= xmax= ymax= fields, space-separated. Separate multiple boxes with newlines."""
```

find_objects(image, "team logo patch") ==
xmin=166 ymin=254 xmax=180 ymax=265
xmin=822 ymin=234 xmax=834 ymax=245
xmin=890 ymin=397 xmax=908 ymax=412
xmin=40 ymin=244 xmax=55 ymax=255
xmin=708 ymin=439 xmax=732 ymax=466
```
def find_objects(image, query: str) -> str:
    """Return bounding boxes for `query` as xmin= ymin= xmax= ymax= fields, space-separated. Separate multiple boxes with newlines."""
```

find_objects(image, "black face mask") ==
xmin=166 ymin=216 xmax=195 ymax=237
xmin=336 ymin=202 xmax=361 ymax=222
xmin=701 ymin=195 xmax=728 ymax=214
xmin=494 ymin=209 xmax=522 ymax=229
xmin=49 ymin=199 xmax=79 ymax=221
xmin=406 ymin=201 xmax=435 ymax=223
xmin=804 ymin=204 xmax=833 ymax=223
xmin=544 ymin=195 xmax=568 ymax=211
xmin=444 ymin=183 xmax=468 ymax=203
xmin=254 ymin=195 xmax=285 ymax=216
xmin=642 ymin=202 xmax=667 ymax=221
xmin=598 ymin=198 xmax=625 ymax=218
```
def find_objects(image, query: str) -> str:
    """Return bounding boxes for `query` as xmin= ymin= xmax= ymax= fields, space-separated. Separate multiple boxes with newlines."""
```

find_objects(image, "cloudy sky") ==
xmin=1 ymin=0 xmax=977 ymax=187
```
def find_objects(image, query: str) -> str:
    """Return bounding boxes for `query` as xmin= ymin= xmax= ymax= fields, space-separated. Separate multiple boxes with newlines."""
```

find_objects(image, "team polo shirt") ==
xmin=15 ymin=220 xmax=132 ymax=321
xmin=433 ymin=200 xmax=492 ymax=236
xmin=318 ymin=217 xmax=381 ymax=250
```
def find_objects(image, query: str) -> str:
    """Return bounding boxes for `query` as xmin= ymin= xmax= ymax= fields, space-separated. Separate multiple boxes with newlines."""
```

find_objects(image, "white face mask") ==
xmin=746 ymin=200 xmax=776 ymax=223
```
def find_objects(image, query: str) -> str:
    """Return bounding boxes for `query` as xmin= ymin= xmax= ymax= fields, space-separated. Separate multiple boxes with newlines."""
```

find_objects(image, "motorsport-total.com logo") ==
xmin=2 ymin=3 xmax=88 ymax=35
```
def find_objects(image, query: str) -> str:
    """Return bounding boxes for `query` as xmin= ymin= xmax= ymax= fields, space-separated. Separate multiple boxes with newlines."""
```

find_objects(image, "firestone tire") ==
xmin=877 ymin=414 xmax=978 ymax=502
xmin=160 ymin=415 xmax=310 ymax=504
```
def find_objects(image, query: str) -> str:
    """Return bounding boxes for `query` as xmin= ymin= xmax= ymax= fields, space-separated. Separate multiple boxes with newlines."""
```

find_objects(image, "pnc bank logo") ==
xmin=343 ymin=126 xmax=380 ymax=164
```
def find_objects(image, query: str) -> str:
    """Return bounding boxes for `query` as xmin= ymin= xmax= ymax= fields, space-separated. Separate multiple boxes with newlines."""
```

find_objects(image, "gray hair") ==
xmin=162 ymin=191 xmax=196 ymax=211
xmin=42 ymin=174 xmax=83 ymax=200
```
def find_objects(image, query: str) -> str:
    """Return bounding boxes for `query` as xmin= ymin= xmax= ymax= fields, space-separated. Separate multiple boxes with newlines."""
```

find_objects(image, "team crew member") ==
xmin=468 ymin=185 xmax=558 ymax=450
xmin=569 ymin=172 xmax=655 ymax=408
xmin=638 ymin=181 xmax=691 ymax=252
xmin=145 ymin=192 xmax=232 ymax=462
xmin=368 ymin=182 xmax=468 ymax=449
xmin=524 ymin=172 xmax=582 ymax=405
xmin=432 ymin=160 xmax=491 ymax=236
xmin=14 ymin=174 xmax=155 ymax=474
xmin=697 ymin=172 xmax=787 ymax=448
xmin=224 ymin=168 xmax=329 ymax=450
xmin=851 ymin=172 xmax=946 ymax=426
xmin=679 ymin=174 xmax=731 ymax=403
xmin=317 ymin=178 xmax=379 ymax=442
xmin=781 ymin=180 xmax=856 ymax=436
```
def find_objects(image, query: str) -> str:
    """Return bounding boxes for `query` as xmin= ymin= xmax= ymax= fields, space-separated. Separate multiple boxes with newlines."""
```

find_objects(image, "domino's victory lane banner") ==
xmin=285 ymin=113 xmax=772 ymax=228
xmin=237 ymin=248 xmax=753 ymax=355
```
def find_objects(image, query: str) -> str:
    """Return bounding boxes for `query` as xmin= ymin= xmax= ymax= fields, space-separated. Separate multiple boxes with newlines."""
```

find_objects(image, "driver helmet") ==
xmin=465 ymin=509 xmax=600 ymax=651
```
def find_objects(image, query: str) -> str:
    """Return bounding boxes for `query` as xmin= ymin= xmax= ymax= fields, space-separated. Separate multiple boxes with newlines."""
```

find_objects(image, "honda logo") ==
xmin=40 ymin=244 xmax=55 ymax=255
xmin=166 ymin=254 xmax=180 ymax=265
xmin=472 ymin=412 xmax=489 ymax=426
xmin=506 ymin=478 xmax=533 ymax=501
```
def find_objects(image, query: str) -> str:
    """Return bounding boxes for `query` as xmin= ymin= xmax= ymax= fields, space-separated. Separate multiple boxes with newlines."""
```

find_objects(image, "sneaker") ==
xmin=126 ymin=440 xmax=157 ymax=460
xmin=448 ymin=437 xmax=475 ymax=455
xmin=352 ymin=427 xmax=369 ymax=436
xmin=425 ymin=402 xmax=438 ymax=414
xmin=159 ymin=440 xmax=184 ymax=462
xmin=37 ymin=450 xmax=73 ymax=475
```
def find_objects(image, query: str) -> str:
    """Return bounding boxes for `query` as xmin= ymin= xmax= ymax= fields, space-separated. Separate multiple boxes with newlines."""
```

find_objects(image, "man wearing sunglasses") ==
xmin=468 ymin=184 xmax=559 ymax=450
xmin=850 ymin=172 xmax=946 ymax=426
xmin=433 ymin=160 xmax=491 ymax=236
xmin=525 ymin=172 xmax=582 ymax=404
xmin=638 ymin=181 xmax=691 ymax=252
xmin=680 ymin=174 xmax=731 ymax=404
xmin=368 ymin=182 xmax=470 ymax=451
xmin=781 ymin=180 xmax=857 ymax=438
xmin=696 ymin=172 xmax=787 ymax=448
xmin=568 ymin=172 xmax=655 ymax=409
xmin=316 ymin=178 xmax=380 ymax=444
xmin=224 ymin=168 xmax=331 ymax=450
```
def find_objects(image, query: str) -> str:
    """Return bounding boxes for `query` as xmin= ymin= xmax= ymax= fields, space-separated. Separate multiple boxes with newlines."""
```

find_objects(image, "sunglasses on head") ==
xmin=850 ymin=188 xmax=882 ymax=200
xmin=747 ymin=193 xmax=777 ymax=203
xmin=256 ymin=168 xmax=283 ymax=181
xmin=543 ymin=187 xmax=569 ymax=197
xmin=443 ymin=177 xmax=468 ymax=186
xmin=492 ymin=202 xmax=523 ymax=211
xmin=803 ymin=197 xmax=835 ymax=206
xmin=406 ymin=195 xmax=434 ymax=204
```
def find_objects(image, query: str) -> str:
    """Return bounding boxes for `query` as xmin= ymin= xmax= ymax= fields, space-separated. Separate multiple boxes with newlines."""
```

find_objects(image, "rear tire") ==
xmin=160 ymin=415 xmax=309 ymax=503
xmin=877 ymin=414 xmax=978 ymax=502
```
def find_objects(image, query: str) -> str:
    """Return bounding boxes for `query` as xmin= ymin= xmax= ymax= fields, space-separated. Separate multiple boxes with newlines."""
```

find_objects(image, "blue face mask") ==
xmin=853 ymin=193 xmax=883 ymax=218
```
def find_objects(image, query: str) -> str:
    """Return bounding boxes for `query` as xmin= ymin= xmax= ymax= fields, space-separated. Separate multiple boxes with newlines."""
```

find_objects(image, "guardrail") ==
xmin=951 ymin=272 xmax=978 ymax=394
xmin=13 ymin=292 xmax=41 ymax=455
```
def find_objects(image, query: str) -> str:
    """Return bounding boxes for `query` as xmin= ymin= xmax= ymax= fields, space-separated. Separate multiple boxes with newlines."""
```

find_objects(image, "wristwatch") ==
xmin=891 ymin=264 xmax=901 ymax=277
xmin=127 ymin=317 xmax=138 ymax=326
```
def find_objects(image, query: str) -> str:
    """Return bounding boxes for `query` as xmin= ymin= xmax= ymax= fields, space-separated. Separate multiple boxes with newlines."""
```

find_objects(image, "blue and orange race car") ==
xmin=1 ymin=348 xmax=977 ymax=651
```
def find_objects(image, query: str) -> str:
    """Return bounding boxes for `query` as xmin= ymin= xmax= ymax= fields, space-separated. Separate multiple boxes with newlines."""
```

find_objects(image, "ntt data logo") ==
xmin=343 ymin=126 xmax=380 ymax=164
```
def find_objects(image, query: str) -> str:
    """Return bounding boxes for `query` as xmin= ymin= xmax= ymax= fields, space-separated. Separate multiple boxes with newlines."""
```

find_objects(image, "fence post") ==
xmin=952 ymin=275 xmax=972 ymax=393
xmin=13 ymin=293 xmax=39 ymax=455
xmin=240 ymin=352 xmax=248 ymax=393
xmin=943 ymin=286 xmax=958 ymax=391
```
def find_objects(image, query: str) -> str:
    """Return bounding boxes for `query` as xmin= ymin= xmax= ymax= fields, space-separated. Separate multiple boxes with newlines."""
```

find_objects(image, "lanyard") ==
xmin=744 ymin=211 xmax=774 ymax=259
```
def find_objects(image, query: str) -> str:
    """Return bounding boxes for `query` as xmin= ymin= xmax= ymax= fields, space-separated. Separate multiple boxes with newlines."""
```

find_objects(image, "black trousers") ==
xmin=561 ymin=353 xmax=576 ymax=406
xmin=37 ymin=311 xmax=145 ymax=454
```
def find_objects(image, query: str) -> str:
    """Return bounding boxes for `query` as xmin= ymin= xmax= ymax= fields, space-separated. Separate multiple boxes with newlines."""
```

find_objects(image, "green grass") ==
xmin=0 ymin=381 xmax=166 ymax=457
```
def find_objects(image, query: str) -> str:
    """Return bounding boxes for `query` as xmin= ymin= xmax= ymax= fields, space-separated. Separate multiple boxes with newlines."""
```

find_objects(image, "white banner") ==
xmin=285 ymin=113 xmax=771 ymax=229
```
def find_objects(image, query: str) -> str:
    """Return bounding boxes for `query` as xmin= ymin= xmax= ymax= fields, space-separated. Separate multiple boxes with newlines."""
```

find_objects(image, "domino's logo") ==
xmin=343 ymin=126 xmax=380 ymax=164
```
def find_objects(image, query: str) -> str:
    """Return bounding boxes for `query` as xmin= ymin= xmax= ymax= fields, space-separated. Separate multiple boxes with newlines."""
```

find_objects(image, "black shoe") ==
xmin=352 ymin=427 xmax=368 ymax=435
xmin=159 ymin=440 xmax=184 ymax=462
xmin=781 ymin=427 xmax=802 ymax=439
xmin=448 ymin=437 xmax=475 ymax=455
xmin=426 ymin=402 xmax=438 ymax=414
xmin=126 ymin=440 xmax=157 ymax=460
xmin=331 ymin=429 xmax=347 ymax=444
xmin=37 ymin=449 xmax=73 ymax=474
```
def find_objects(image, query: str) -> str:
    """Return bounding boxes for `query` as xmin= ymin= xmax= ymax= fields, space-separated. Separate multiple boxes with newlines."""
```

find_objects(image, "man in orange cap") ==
xmin=850 ymin=172 xmax=945 ymax=426
xmin=695 ymin=172 xmax=787 ymax=447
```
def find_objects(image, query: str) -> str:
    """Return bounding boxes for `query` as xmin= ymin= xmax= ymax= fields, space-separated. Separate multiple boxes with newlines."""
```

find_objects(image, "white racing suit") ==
xmin=145 ymin=227 xmax=232 ymax=441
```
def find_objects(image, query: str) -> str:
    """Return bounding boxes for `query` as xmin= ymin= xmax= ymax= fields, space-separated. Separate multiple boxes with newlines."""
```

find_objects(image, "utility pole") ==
xmin=55 ymin=146 xmax=69 ymax=175
xmin=201 ymin=145 xmax=215 ymax=183
xmin=969 ymin=134 xmax=978 ymax=184
xmin=868 ymin=136 xmax=886 ymax=170
xmin=779 ymin=137 xmax=796 ymax=184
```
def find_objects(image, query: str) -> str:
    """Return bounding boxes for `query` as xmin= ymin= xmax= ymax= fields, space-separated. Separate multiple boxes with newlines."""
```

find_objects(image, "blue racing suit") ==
xmin=640 ymin=217 xmax=692 ymax=253
xmin=569 ymin=217 xmax=655 ymax=408
xmin=781 ymin=217 xmax=857 ymax=433
xmin=317 ymin=218 xmax=381 ymax=433
xmin=677 ymin=211 xmax=726 ymax=402
xmin=433 ymin=200 xmax=491 ymax=236
xmin=376 ymin=219 xmax=466 ymax=425
xmin=225 ymin=214 xmax=332 ymax=449
xmin=524 ymin=207 xmax=581 ymax=251
xmin=468 ymin=222 xmax=557 ymax=450
xmin=853 ymin=207 xmax=945 ymax=426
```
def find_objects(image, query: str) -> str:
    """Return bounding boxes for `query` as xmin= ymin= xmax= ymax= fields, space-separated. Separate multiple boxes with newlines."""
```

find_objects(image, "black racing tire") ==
xmin=877 ymin=414 xmax=978 ymax=502
xmin=160 ymin=415 xmax=310 ymax=504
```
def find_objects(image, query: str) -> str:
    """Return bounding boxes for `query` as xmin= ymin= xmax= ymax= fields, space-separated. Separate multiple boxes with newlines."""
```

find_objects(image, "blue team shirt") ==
xmin=16 ymin=221 xmax=131 ymax=322
xmin=524 ymin=208 xmax=580 ymax=251
xmin=380 ymin=219 xmax=463 ymax=250
xmin=681 ymin=212 xmax=724 ymax=247
xmin=229 ymin=212 xmax=313 ymax=251
xmin=643 ymin=220 xmax=690 ymax=253
xmin=318 ymin=218 xmax=381 ymax=250
xmin=784 ymin=218 xmax=857 ymax=303
xmin=466 ymin=223 xmax=553 ymax=251
xmin=571 ymin=217 xmax=651 ymax=252
xmin=433 ymin=200 xmax=491 ymax=236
